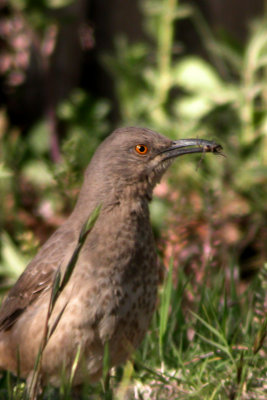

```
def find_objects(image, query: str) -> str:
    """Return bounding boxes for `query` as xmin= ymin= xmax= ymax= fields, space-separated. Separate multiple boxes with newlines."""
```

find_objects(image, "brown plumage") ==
xmin=0 ymin=127 xmax=222 ymax=389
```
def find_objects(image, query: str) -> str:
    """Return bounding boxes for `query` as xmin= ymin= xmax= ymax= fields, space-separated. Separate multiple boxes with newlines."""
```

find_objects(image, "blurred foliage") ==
xmin=1 ymin=0 xmax=75 ymax=87
xmin=54 ymin=90 xmax=110 ymax=204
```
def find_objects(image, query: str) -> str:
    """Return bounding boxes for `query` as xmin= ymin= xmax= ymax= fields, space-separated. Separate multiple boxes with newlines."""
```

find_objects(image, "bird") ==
xmin=0 ymin=127 xmax=222 ymax=393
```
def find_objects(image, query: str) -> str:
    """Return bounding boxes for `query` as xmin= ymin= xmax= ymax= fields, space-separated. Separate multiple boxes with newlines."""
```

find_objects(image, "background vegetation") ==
xmin=0 ymin=0 xmax=266 ymax=398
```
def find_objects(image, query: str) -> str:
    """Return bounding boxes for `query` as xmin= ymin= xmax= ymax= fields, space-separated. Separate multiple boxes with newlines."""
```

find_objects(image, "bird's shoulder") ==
xmin=0 ymin=226 xmax=77 ymax=331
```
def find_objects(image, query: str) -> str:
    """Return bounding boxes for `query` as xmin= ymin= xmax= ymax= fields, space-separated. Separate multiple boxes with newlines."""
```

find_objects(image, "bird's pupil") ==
xmin=139 ymin=146 xmax=145 ymax=152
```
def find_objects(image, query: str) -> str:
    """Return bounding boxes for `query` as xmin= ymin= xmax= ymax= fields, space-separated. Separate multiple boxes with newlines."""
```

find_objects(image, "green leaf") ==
xmin=80 ymin=203 xmax=102 ymax=240
xmin=22 ymin=160 xmax=54 ymax=186
xmin=253 ymin=314 xmax=267 ymax=354
xmin=159 ymin=258 xmax=173 ymax=360
xmin=50 ymin=268 xmax=61 ymax=312
xmin=173 ymin=57 xmax=223 ymax=93
xmin=27 ymin=121 xmax=50 ymax=156
xmin=0 ymin=163 xmax=12 ymax=179
xmin=45 ymin=0 xmax=74 ymax=9
xmin=57 ymin=204 xmax=102 ymax=295
xmin=102 ymin=342 xmax=110 ymax=383
xmin=0 ymin=232 xmax=28 ymax=279
xmin=175 ymin=96 xmax=212 ymax=119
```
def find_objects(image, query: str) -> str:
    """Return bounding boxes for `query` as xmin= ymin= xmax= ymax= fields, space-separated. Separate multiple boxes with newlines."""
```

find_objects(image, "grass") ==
xmin=0 ymin=260 xmax=265 ymax=399
xmin=131 ymin=263 xmax=267 ymax=400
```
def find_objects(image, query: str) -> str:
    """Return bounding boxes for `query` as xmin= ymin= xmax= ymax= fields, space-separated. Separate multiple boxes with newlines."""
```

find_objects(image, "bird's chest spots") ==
xmin=89 ymin=209 xmax=156 ymax=273
xmin=94 ymin=256 xmax=158 ymax=348
xmin=83 ymin=205 xmax=158 ymax=342
xmin=115 ymin=277 xmax=158 ymax=346
xmin=109 ymin=256 xmax=158 ymax=334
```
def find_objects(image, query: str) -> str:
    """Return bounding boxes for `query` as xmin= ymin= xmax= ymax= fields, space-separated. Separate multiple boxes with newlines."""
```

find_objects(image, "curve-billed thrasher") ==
xmin=0 ymin=127 xmax=222 ymax=389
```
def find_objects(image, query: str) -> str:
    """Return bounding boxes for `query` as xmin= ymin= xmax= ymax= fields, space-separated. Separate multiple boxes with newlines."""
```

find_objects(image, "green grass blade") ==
xmin=159 ymin=257 xmax=173 ymax=361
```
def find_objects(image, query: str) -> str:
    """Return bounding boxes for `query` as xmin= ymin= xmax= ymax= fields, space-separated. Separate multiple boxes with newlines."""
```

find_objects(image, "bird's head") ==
xmin=78 ymin=127 xmax=223 ymax=206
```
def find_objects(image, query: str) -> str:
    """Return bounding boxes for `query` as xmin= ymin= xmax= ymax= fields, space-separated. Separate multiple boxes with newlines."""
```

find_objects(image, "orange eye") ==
xmin=135 ymin=144 xmax=148 ymax=155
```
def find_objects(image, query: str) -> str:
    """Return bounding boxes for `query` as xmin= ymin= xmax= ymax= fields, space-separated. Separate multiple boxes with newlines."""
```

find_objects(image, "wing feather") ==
xmin=0 ymin=227 xmax=76 ymax=331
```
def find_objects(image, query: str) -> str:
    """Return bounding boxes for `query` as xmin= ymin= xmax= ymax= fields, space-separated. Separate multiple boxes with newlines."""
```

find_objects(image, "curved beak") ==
xmin=160 ymin=139 xmax=223 ymax=160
